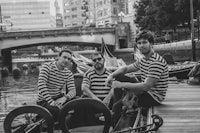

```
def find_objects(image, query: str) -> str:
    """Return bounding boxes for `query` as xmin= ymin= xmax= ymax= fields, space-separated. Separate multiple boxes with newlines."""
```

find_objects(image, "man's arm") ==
xmin=38 ymin=64 xmax=55 ymax=104
xmin=106 ymin=64 xmax=139 ymax=86
xmin=55 ymin=71 xmax=76 ymax=109
xmin=82 ymin=84 xmax=101 ymax=101
xmin=65 ymin=72 xmax=76 ymax=100
xmin=102 ymin=87 xmax=114 ymax=106
xmin=111 ymin=77 xmax=158 ymax=95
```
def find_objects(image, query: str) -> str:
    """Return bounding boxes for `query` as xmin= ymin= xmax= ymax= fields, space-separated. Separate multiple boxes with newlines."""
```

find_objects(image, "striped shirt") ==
xmin=133 ymin=52 xmax=169 ymax=103
xmin=37 ymin=61 xmax=76 ymax=104
xmin=82 ymin=68 xmax=112 ymax=99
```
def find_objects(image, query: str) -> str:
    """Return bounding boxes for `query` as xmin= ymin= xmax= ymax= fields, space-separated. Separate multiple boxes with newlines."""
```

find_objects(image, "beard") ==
xmin=94 ymin=63 xmax=104 ymax=70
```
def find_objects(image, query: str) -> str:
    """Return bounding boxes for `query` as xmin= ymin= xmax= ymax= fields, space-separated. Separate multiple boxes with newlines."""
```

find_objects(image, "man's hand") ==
xmin=111 ymin=81 xmax=123 ymax=89
xmin=54 ymin=96 xmax=68 ymax=109
xmin=106 ymin=75 xmax=114 ymax=87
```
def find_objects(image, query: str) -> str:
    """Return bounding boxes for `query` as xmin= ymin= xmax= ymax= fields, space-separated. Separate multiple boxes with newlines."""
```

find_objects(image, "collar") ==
xmin=143 ymin=49 xmax=154 ymax=60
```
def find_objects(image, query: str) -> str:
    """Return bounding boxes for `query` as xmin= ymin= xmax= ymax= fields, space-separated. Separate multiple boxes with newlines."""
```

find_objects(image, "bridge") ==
xmin=0 ymin=25 xmax=131 ymax=71
xmin=0 ymin=27 xmax=117 ymax=50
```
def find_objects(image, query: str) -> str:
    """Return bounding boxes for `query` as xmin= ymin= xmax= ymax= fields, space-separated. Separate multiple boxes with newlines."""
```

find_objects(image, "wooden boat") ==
xmin=3 ymin=74 xmax=163 ymax=133
xmin=3 ymin=99 xmax=163 ymax=133
xmin=168 ymin=61 xmax=197 ymax=79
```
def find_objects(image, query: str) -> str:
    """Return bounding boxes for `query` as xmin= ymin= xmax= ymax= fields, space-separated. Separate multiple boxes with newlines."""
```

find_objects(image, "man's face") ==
xmin=58 ymin=52 xmax=72 ymax=68
xmin=136 ymin=39 xmax=152 ymax=55
xmin=92 ymin=54 xmax=104 ymax=70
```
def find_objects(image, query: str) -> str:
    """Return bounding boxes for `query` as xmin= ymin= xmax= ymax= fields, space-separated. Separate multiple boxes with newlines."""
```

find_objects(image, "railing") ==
xmin=0 ymin=27 xmax=115 ymax=39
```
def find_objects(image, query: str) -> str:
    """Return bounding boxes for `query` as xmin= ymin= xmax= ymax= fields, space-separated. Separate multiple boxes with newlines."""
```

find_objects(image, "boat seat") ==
xmin=66 ymin=73 xmax=83 ymax=97
xmin=74 ymin=74 xmax=83 ymax=97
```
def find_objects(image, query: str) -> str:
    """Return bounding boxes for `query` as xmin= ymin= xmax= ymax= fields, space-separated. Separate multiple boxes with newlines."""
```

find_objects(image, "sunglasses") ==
xmin=92 ymin=57 xmax=102 ymax=62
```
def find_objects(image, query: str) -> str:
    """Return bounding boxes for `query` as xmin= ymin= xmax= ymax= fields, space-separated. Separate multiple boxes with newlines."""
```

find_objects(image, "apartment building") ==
xmin=0 ymin=0 xmax=56 ymax=31
xmin=63 ymin=0 xmax=89 ymax=27
xmin=54 ymin=0 xmax=63 ymax=28
xmin=95 ymin=0 xmax=119 ymax=27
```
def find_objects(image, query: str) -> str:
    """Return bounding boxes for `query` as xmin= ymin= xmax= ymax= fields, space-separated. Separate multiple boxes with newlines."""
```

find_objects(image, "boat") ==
xmin=168 ymin=61 xmax=197 ymax=79
xmin=3 ymin=72 xmax=163 ymax=133
xmin=3 ymin=43 xmax=164 ymax=132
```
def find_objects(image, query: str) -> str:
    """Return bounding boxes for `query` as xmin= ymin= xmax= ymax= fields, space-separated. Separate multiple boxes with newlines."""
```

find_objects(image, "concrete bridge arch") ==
xmin=0 ymin=27 xmax=119 ymax=72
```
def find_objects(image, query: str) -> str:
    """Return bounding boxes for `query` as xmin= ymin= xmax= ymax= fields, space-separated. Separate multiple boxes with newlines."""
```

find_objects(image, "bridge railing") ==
xmin=0 ymin=27 xmax=115 ymax=39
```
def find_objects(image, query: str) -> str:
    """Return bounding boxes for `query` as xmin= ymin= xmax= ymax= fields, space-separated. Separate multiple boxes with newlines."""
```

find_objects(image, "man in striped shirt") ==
xmin=106 ymin=30 xmax=169 ymax=107
xmin=82 ymin=52 xmax=113 ymax=107
xmin=37 ymin=49 xmax=76 ymax=121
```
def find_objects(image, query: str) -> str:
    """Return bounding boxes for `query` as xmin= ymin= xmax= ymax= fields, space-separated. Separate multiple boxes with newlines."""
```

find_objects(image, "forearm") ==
xmin=38 ymin=82 xmax=54 ymax=104
xmin=82 ymin=86 xmax=100 ymax=100
xmin=121 ymin=82 xmax=149 ymax=94
xmin=103 ymin=88 xmax=114 ymax=103
xmin=111 ymin=67 xmax=127 ymax=78
xmin=66 ymin=87 xmax=76 ymax=100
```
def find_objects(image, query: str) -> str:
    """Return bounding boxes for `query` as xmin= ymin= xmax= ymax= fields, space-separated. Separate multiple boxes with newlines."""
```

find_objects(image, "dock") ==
xmin=153 ymin=82 xmax=200 ymax=133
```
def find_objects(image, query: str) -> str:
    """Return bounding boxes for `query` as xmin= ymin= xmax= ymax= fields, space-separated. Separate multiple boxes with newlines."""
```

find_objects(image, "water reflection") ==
xmin=0 ymin=91 xmax=37 ymax=113
xmin=0 ymin=76 xmax=38 ymax=122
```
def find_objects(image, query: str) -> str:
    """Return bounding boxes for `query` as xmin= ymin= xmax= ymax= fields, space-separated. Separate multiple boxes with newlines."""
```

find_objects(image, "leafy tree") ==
xmin=134 ymin=0 xmax=200 ymax=32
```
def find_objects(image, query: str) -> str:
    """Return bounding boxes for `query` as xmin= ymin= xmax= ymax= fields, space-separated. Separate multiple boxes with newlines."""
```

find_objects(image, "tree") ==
xmin=134 ymin=0 xmax=200 ymax=32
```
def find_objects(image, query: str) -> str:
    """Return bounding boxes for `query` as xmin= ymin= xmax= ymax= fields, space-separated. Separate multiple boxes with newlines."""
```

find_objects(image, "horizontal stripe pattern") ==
xmin=82 ymin=68 xmax=111 ymax=99
xmin=133 ymin=52 xmax=169 ymax=103
xmin=37 ymin=62 xmax=76 ymax=104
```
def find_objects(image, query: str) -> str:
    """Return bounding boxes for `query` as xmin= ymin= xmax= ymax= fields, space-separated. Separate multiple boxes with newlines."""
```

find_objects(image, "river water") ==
xmin=0 ymin=75 xmax=38 ymax=131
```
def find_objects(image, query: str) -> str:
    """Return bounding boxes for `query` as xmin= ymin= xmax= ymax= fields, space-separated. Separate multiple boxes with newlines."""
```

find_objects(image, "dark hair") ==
xmin=91 ymin=52 xmax=104 ymax=60
xmin=135 ymin=30 xmax=155 ymax=44
xmin=59 ymin=49 xmax=73 ymax=56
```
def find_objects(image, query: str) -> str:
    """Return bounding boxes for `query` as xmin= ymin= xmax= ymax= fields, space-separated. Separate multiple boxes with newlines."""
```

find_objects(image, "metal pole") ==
xmin=197 ymin=10 xmax=200 ymax=40
xmin=0 ymin=5 xmax=3 ymax=32
xmin=190 ymin=0 xmax=196 ymax=61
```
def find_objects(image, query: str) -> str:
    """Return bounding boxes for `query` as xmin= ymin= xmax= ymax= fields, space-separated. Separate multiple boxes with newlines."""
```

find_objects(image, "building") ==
xmin=95 ymin=0 xmax=119 ymax=27
xmin=85 ymin=0 xmax=96 ymax=26
xmin=0 ymin=0 xmax=56 ymax=31
xmin=63 ymin=0 xmax=89 ymax=27
xmin=122 ymin=0 xmax=138 ymax=45
xmin=54 ymin=0 xmax=63 ymax=28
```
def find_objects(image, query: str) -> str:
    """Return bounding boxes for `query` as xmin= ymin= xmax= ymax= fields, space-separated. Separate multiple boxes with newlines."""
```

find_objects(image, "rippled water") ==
xmin=0 ymin=76 xmax=38 ymax=122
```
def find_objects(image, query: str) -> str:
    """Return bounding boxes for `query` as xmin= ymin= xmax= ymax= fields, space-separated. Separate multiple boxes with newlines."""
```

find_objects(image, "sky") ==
xmin=0 ymin=0 xmax=63 ymax=16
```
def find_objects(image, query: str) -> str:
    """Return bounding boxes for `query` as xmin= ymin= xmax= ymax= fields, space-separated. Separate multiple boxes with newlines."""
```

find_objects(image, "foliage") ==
xmin=134 ymin=0 xmax=200 ymax=33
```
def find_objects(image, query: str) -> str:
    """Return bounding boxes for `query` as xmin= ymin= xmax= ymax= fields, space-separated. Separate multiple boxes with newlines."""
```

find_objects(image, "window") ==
xmin=64 ymin=9 xmax=70 ymax=13
xmin=56 ymin=16 xmax=62 ymax=19
xmin=104 ymin=9 xmax=108 ymax=16
xmin=72 ymin=14 xmax=77 ymax=18
xmin=64 ymin=2 xmax=69 ymax=6
xmin=113 ymin=7 xmax=118 ymax=15
xmin=72 ymin=23 xmax=78 ymax=26
xmin=97 ymin=10 xmax=103 ymax=18
xmin=97 ymin=1 xmax=103 ymax=7
xmin=64 ymin=15 xmax=70 ymax=19
xmin=71 ymin=7 xmax=77 ymax=11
